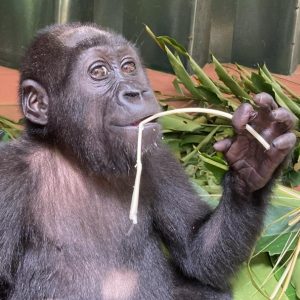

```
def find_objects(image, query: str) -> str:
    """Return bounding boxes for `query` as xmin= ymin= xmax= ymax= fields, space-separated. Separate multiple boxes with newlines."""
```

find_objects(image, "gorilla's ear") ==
xmin=21 ymin=79 xmax=49 ymax=125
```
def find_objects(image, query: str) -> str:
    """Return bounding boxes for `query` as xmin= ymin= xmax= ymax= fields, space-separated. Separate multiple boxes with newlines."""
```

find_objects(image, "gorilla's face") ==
xmin=70 ymin=45 xmax=161 ymax=150
xmin=52 ymin=30 xmax=161 ymax=175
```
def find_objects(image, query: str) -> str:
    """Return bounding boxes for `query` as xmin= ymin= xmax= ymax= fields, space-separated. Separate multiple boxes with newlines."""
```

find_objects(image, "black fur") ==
xmin=0 ymin=23 xmax=275 ymax=299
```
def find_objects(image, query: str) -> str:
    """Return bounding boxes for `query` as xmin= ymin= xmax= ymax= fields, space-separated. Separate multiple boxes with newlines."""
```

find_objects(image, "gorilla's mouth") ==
xmin=129 ymin=116 xmax=157 ymax=127
xmin=110 ymin=115 xmax=161 ymax=144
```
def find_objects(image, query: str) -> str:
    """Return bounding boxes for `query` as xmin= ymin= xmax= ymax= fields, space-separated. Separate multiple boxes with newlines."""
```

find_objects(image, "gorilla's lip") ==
xmin=129 ymin=116 xmax=157 ymax=127
xmin=111 ymin=120 xmax=161 ymax=135
xmin=113 ymin=115 xmax=158 ymax=128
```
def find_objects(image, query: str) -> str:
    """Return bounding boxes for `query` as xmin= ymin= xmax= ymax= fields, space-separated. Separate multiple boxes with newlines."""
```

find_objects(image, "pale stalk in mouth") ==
xmin=129 ymin=108 xmax=270 ymax=225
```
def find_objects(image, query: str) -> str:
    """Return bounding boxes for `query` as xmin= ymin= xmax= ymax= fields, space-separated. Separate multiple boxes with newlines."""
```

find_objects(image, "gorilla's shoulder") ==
xmin=0 ymin=138 xmax=32 ymax=170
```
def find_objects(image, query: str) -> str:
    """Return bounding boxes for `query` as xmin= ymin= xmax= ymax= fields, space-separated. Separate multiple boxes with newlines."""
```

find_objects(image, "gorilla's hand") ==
xmin=214 ymin=93 xmax=297 ymax=192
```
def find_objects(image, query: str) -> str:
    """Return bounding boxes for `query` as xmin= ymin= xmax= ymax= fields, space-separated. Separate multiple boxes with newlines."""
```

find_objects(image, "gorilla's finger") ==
xmin=249 ymin=93 xmax=278 ymax=133
xmin=213 ymin=139 xmax=233 ymax=153
xmin=272 ymin=132 xmax=296 ymax=150
xmin=272 ymin=107 xmax=297 ymax=131
xmin=253 ymin=93 xmax=278 ymax=110
xmin=267 ymin=132 xmax=296 ymax=159
xmin=259 ymin=108 xmax=296 ymax=142
xmin=232 ymin=103 xmax=256 ymax=133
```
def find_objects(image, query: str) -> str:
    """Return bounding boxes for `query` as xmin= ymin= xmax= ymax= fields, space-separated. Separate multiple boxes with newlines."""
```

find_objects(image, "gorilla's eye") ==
xmin=89 ymin=64 xmax=109 ymax=80
xmin=122 ymin=61 xmax=136 ymax=74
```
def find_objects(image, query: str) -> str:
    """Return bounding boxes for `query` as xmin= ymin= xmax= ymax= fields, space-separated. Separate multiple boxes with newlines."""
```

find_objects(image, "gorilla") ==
xmin=0 ymin=23 xmax=296 ymax=299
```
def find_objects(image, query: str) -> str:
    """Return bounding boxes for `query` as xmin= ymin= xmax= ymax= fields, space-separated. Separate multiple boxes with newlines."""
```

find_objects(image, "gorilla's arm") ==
xmin=148 ymin=93 xmax=296 ymax=291
xmin=149 ymin=151 xmax=269 ymax=291
xmin=0 ymin=143 xmax=29 ymax=296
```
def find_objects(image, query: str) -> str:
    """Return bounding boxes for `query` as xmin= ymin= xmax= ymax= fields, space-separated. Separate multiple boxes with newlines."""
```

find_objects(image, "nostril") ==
xmin=118 ymin=90 xmax=146 ymax=105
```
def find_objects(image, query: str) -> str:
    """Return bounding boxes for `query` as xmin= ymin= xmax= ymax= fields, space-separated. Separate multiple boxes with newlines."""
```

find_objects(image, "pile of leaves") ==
xmin=146 ymin=26 xmax=300 ymax=300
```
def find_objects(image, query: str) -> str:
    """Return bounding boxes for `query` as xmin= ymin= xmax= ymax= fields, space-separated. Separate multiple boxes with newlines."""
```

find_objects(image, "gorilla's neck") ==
xmin=25 ymin=136 xmax=137 ymax=189
xmin=24 ymin=125 xmax=157 ymax=182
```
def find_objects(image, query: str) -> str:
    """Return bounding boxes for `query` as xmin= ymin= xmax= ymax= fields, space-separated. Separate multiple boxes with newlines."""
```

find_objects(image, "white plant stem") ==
xmin=271 ymin=234 xmax=300 ymax=300
xmin=129 ymin=108 xmax=271 ymax=224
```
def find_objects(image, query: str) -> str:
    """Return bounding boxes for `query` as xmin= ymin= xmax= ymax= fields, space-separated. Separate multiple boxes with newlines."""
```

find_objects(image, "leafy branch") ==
xmin=146 ymin=26 xmax=300 ymax=300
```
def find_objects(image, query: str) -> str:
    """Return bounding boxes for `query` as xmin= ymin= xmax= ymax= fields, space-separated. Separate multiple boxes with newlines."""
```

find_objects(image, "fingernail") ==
xmin=272 ymin=111 xmax=277 ymax=119
xmin=254 ymin=93 xmax=262 ymax=103
xmin=249 ymin=111 xmax=257 ymax=121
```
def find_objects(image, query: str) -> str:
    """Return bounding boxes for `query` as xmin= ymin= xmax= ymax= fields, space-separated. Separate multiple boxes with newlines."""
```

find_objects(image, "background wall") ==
xmin=0 ymin=0 xmax=299 ymax=74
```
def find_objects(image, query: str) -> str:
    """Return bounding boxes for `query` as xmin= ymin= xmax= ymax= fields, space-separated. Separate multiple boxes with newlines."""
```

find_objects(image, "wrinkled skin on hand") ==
xmin=214 ymin=93 xmax=297 ymax=192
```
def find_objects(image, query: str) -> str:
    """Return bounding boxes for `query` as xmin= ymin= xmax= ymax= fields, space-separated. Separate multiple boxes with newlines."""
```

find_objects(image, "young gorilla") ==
xmin=0 ymin=23 xmax=296 ymax=300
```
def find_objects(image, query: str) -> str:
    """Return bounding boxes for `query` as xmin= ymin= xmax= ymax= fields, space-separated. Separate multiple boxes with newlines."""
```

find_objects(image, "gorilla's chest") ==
xmin=37 ymin=180 xmax=154 ymax=249
xmin=35 ymin=185 xmax=170 ymax=299
xmin=27 ymin=152 xmax=172 ymax=298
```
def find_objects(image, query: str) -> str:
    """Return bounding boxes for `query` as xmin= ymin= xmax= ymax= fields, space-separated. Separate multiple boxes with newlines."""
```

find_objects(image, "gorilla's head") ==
xmin=20 ymin=23 xmax=161 ymax=176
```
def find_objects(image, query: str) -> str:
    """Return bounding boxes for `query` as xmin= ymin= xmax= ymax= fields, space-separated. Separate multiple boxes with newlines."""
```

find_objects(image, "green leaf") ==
xmin=0 ymin=132 xmax=10 ymax=142
xmin=233 ymin=254 xmax=290 ymax=300
xmin=250 ymin=72 xmax=273 ymax=93
xmin=198 ymin=153 xmax=228 ymax=183
xmin=0 ymin=115 xmax=23 ymax=140
xmin=269 ymin=254 xmax=299 ymax=300
xmin=235 ymin=63 xmax=252 ymax=78
xmin=181 ymin=125 xmax=221 ymax=163
xmin=259 ymin=69 xmax=300 ymax=117
xmin=254 ymin=185 xmax=300 ymax=256
xmin=165 ymin=46 xmax=202 ymax=99
xmin=291 ymin=257 xmax=300 ymax=298
xmin=256 ymin=231 xmax=298 ymax=256
xmin=172 ymin=78 xmax=184 ymax=95
xmin=272 ymin=185 xmax=300 ymax=208
xmin=196 ymin=86 xmax=222 ymax=104
xmin=180 ymin=135 xmax=206 ymax=145
xmin=255 ymin=203 xmax=300 ymax=255
xmin=0 ymin=115 xmax=22 ymax=127
xmin=144 ymin=25 xmax=165 ymax=50
xmin=156 ymin=35 xmax=188 ymax=55
xmin=159 ymin=115 xmax=204 ymax=132
xmin=198 ymin=153 xmax=228 ymax=171
xmin=188 ymin=55 xmax=221 ymax=95
xmin=214 ymin=81 xmax=232 ymax=94
xmin=285 ymin=170 xmax=300 ymax=187
xmin=212 ymin=55 xmax=250 ymax=100
xmin=191 ymin=181 xmax=220 ymax=207
xmin=261 ymin=64 xmax=274 ymax=80
xmin=155 ymin=38 xmax=240 ymax=105
xmin=241 ymin=75 xmax=260 ymax=94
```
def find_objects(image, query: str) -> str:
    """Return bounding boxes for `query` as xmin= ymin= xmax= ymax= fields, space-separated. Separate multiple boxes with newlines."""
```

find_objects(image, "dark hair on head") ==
xmin=19 ymin=23 xmax=132 ymax=141
xmin=20 ymin=24 xmax=72 ymax=97
xmin=19 ymin=23 xmax=129 ymax=97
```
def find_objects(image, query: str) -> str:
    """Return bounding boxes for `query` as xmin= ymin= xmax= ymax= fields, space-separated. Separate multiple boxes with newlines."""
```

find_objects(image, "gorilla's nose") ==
xmin=118 ymin=89 xmax=148 ymax=105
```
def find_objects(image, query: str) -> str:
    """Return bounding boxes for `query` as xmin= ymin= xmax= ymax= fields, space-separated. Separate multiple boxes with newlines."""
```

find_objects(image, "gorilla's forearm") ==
xmin=150 ymin=147 xmax=272 ymax=291
xmin=179 ymin=172 xmax=272 ymax=290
